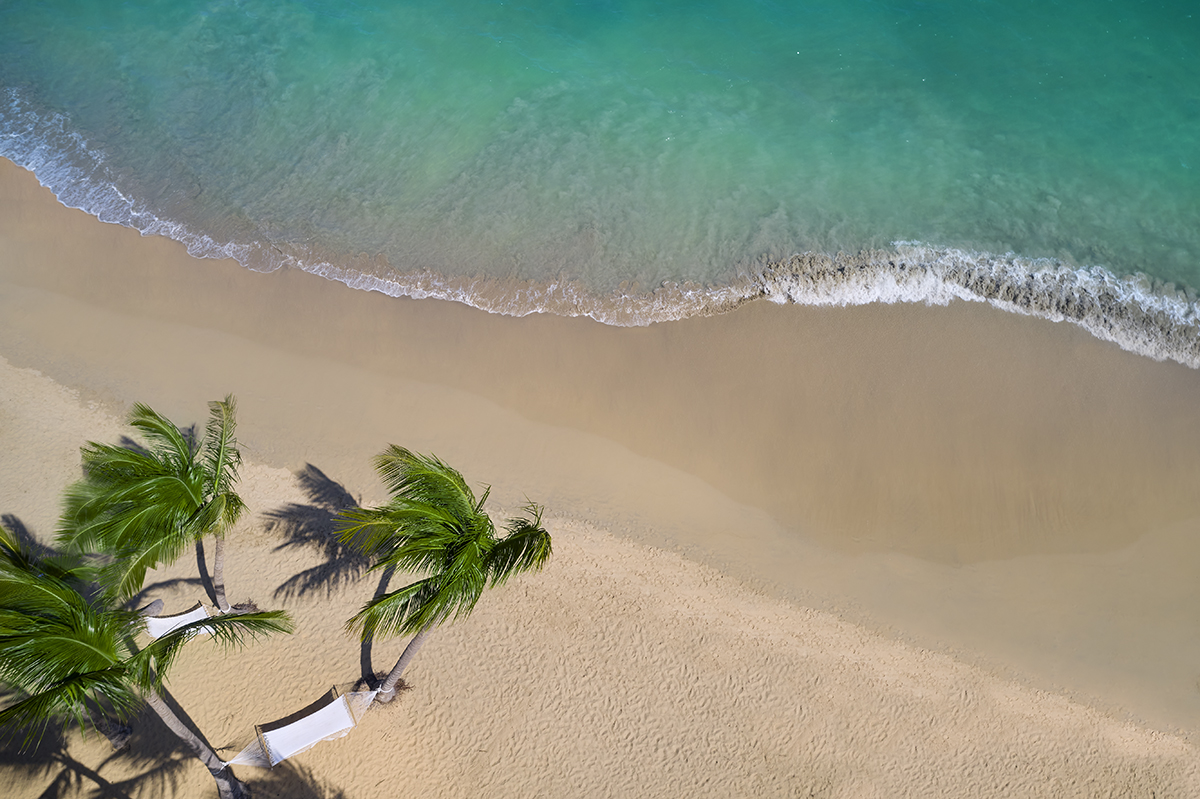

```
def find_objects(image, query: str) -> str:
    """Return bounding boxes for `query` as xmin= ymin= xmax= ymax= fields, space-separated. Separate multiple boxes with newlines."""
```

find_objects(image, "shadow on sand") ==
xmin=264 ymin=465 xmax=405 ymax=687
xmin=0 ymin=705 xmax=187 ymax=799
xmin=265 ymin=464 xmax=368 ymax=601
xmin=1 ymin=514 xmax=57 ymax=558
xmin=243 ymin=761 xmax=353 ymax=799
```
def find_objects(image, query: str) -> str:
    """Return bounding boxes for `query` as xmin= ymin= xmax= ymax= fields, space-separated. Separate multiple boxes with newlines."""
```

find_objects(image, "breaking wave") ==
xmin=754 ymin=248 xmax=1200 ymax=368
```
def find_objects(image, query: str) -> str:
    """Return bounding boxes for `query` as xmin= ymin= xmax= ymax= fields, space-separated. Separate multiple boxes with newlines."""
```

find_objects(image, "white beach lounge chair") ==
xmin=144 ymin=601 xmax=213 ymax=639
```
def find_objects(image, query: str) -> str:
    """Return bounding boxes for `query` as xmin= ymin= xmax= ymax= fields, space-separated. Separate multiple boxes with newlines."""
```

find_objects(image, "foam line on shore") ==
xmin=5 ymin=88 xmax=1199 ymax=367
xmin=758 ymin=246 xmax=1200 ymax=368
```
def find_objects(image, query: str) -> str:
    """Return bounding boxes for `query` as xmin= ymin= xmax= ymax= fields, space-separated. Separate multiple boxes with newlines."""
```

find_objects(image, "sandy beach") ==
xmin=3 ymin=156 xmax=1200 ymax=796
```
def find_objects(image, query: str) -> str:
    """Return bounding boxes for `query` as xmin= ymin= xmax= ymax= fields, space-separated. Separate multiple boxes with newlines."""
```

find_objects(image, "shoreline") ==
xmin=3 ymin=156 xmax=1200 ymax=794
xmin=5 ymin=96 xmax=1200 ymax=363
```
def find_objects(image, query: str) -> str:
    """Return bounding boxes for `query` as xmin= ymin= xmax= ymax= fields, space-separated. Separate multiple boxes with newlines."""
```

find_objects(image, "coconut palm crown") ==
xmin=56 ymin=397 xmax=245 ymax=608
xmin=0 ymin=527 xmax=141 ymax=736
xmin=0 ymin=525 xmax=292 ymax=799
xmin=336 ymin=446 xmax=552 ymax=700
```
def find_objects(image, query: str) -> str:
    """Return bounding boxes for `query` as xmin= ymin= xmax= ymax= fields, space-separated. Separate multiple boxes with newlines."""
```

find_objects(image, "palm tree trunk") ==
xmin=377 ymin=625 xmax=432 ymax=703
xmin=212 ymin=536 xmax=231 ymax=613
xmin=360 ymin=564 xmax=397 ymax=684
xmin=144 ymin=690 xmax=249 ymax=799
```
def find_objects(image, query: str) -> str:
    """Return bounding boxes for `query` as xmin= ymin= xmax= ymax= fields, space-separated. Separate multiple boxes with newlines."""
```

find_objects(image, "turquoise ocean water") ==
xmin=2 ymin=1 xmax=1198 ymax=360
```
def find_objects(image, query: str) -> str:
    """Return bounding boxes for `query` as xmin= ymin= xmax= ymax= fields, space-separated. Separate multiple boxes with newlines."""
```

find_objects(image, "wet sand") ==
xmin=2 ymin=157 xmax=1200 ymax=796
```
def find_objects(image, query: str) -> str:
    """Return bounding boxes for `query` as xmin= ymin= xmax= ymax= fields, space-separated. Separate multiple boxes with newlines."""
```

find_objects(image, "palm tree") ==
xmin=57 ymin=396 xmax=246 ymax=609
xmin=0 ymin=525 xmax=292 ymax=799
xmin=336 ymin=446 xmax=552 ymax=703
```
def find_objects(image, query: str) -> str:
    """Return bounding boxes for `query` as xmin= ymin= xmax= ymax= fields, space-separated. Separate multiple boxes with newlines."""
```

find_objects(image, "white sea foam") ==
xmin=0 ymin=89 xmax=292 ymax=272
xmin=5 ymin=88 xmax=1199 ymax=368
xmin=756 ymin=247 xmax=1200 ymax=368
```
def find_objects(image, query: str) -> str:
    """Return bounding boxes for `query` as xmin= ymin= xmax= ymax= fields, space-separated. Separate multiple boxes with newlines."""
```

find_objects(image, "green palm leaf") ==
xmin=200 ymin=396 xmax=245 ymax=535
xmin=337 ymin=448 xmax=553 ymax=655
xmin=346 ymin=577 xmax=441 ymax=640
xmin=95 ymin=537 xmax=186 ymax=606
xmin=0 ymin=528 xmax=140 ymax=746
xmin=0 ymin=529 xmax=94 ymax=620
xmin=59 ymin=452 xmax=202 ymax=561
xmin=487 ymin=504 xmax=553 ymax=585
xmin=0 ymin=666 xmax=142 ymax=746
xmin=126 ymin=403 xmax=195 ymax=472
xmin=373 ymin=447 xmax=477 ymax=520
xmin=55 ymin=397 xmax=247 ymax=603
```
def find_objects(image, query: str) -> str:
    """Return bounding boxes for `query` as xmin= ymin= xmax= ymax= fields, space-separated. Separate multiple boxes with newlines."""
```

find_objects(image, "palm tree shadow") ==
xmin=356 ymin=565 xmax=397 ymax=689
xmin=1 ymin=514 xmax=56 ymax=558
xmin=0 ymin=710 xmax=187 ymax=799
xmin=247 ymin=761 xmax=351 ymax=799
xmin=262 ymin=465 xmax=399 ymax=686
xmin=266 ymin=464 xmax=368 ymax=601
xmin=194 ymin=538 xmax=221 ymax=607
xmin=122 ymin=577 xmax=208 ymax=613
xmin=108 ymin=687 xmax=259 ymax=797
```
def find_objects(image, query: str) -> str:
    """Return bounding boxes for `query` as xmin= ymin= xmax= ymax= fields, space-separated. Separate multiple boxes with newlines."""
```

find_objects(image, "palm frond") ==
xmin=96 ymin=531 xmax=192 ymax=604
xmin=0 ymin=566 xmax=134 ymax=696
xmin=487 ymin=505 xmax=553 ymax=585
xmin=0 ymin=666 xmax=142 ymax=750
xmin=0 ymin=624 xmax=125 ymax=694
xmin=0 ymin=528 xmax=51 ymax=579
xmin=346 ymin=578 xmax=441 ymax=641
xmin=188 ymin=491 xmax=246 ymax=540
xmin=125 ymin=403 xmax=194 ymax=472
xmin=58 ymin=466 xmax=203 ymax=560
xmin=334 ymin=507 xmax=403 ymax=558
xmin=78 ymin=442 xmax=166 ymax=483
xmin=374 ymin=447 xmax=476 ymax=521
xmin=0 ymin=542 xmax=141 ymax=749
xmin=429 ymin=571 xmax=487 ymax=627
xmin=56 ymin=468 xmax=154 ymax=555
xmin=203 ymin=609 xmax=295 ymax=648
xmin=201 ymin=395 xmax=242 ymax=502
xmin=372 ymin=528 xmax=465 ymax=575
xmin=78 ymin=488 xmax=195 ymax=549
xmin=0 ymin=530 xmax=94 ymax=619
xmin=0 ymin=585 xmax=75 ymax=624
xmin=441 ymin=536 xmax=489 ymax=600
xmin=473 ymin=485 xmax=492 ymax=515
xmin=336 ymin=503 xmax=458 ymax=559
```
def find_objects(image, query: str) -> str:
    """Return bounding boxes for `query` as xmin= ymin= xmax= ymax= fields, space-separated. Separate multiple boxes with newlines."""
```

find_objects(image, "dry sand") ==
xmin=2 ymin=157 xmax=1200 ymax=796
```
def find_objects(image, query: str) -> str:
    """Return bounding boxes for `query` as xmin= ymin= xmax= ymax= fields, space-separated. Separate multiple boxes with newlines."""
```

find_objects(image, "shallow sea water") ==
xmin=1 ymin=1 xmax=1198 ymax=349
